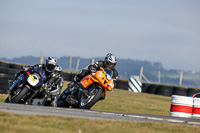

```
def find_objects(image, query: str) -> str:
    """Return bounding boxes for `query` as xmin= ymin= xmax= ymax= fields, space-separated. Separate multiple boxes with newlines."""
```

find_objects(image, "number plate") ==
xmin=27 ymin=74 xmax=39 ymax=86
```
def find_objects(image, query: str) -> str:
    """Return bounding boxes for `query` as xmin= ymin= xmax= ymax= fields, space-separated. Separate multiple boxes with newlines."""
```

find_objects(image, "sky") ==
xmin=0 ymin=0 xmax=200 ymax=71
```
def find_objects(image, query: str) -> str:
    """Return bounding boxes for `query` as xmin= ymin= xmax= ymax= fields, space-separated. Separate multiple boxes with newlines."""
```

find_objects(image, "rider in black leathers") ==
xmin=67 ymin=53 xmax=118 ymax=102
xmin=14 ymin=57 xmax=57 ymax=82
xmin=12 ymin=57 xmax=59 ymax=105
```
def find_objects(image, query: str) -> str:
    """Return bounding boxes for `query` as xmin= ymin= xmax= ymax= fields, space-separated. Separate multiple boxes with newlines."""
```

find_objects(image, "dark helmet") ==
xmin=104 ymin=53 xmax=117 ymax=69
xmin=54 ymin=65 xmax=62 ymax=75
xmin=45 ymin=57 xmax=57 ymax=72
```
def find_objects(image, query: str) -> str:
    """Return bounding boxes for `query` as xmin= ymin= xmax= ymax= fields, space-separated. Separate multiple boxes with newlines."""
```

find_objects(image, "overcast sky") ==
xmin=0 ymin=0 xmax=200 ymax=71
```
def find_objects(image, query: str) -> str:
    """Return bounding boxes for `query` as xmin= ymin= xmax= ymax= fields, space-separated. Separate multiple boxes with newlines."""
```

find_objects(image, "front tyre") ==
xmin=57 ymin=89 xmax=70 ymax=108
xmin=4 ymin=97 xmax=9 ymax=103
xmin=79 ymin=89 xmax=103 ymax=109
xmin=10 ymin=87 xmax=29 ymax=103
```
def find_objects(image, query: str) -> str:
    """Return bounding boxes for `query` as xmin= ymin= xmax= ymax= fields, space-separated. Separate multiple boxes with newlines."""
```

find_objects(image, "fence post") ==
xmin=39 ymin=52 xmax=43 ymax=64
xmin=69 ymin=56 xmax=72 ymax=71
xmin=76 ymin=58 xmax=80 ymax=72
xmin=139 ymin=66 xmax=143 ymax=82
xmin=179 ymin=71 xmax=183 ymax=86
xmin=158 ymin=71 xmax=161 ymax=83
xmin=142 ymin=74 xmax=151 ymax=83
xmin=91 ymin=58 xmax=94 ymax=64
xmin=139 ymin=66 xmax=150 ymax=83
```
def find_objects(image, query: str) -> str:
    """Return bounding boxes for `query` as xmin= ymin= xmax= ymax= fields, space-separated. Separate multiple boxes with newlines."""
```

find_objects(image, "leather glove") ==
xmin=89 ymin=67 xmax=97 ymax=73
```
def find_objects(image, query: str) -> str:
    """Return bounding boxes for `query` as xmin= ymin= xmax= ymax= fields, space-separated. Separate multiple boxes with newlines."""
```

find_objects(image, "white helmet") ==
xmin=54 ymin=65 xmax=62 ymax=75
xmin=104 ymin=53 xmax=117 ymax=69
xmin=45 ymin=57 xmax=57 ymax=72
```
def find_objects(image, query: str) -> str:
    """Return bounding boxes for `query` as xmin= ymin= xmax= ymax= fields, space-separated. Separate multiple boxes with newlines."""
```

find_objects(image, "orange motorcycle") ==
xmin=57 ymin=67 xmax=114 ymax=109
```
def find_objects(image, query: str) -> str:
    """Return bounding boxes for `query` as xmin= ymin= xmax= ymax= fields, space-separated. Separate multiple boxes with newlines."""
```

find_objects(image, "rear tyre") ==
xmin=10 ymin=87 xmax=29 ymax=103
xmin=79 ymin=89 xmax=103 ymax=109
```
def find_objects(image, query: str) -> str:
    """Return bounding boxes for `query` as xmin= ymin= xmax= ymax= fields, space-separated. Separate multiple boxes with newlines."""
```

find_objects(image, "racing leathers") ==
xmin=46 ymin=71 xmax=64 ymax=106
xmin=68 ymin=60 xmax=118 ymax=101
xmin=13 ymin=64 xmax=63 ymax=106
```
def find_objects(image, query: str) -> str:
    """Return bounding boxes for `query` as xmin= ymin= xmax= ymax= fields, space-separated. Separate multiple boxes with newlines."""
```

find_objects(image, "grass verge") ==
xmin=0 ymin=111 xmax=200 ymax=133
xmin=1 ymin=81 xmax=200 ymax=132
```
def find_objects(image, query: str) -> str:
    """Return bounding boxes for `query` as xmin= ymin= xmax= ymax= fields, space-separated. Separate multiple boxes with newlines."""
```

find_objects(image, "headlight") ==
xmin=106 ymin=74 xmax=111 ymax=81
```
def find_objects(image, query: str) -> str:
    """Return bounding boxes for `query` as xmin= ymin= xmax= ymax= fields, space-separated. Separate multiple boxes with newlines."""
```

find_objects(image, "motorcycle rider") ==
xmin=14 ymin=56 xmax=57 ymax=82
xmin=12 ymin=57 xmax=58 ymax=104
xmin=67 ymin=53 xmax=118 ymax=102
xmin=46 ymin=65 xmax=64 ymax=106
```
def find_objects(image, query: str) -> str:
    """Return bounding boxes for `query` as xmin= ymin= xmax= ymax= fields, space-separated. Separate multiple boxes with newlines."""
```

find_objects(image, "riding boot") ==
xmin=66 ymin=85 xmax=79 ymax=105
xmin=50 ymin=95 xmax=58 ymax=107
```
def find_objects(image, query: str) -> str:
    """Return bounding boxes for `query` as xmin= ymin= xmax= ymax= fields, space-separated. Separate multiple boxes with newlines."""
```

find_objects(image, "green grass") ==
xmin=1 ymin=111 xmax=200 ymax=133
xmin=1 ymin=82 xmax=200 ymax=132
xmin=91 ymin=89 xmax=171 ymax=116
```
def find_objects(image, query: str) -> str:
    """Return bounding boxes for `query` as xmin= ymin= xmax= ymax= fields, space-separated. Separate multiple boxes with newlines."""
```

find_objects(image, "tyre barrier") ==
xmin=193 ymin=98 xmax=200 ymax=117
xmin=146 ymin=84 xmax=158 ymax=94
xmin=61 ymin=72 xmax=71 ymax=81
xmin=0 ymin=73 xmax=14 ymax=94
xmin=155 ymin=85 xmax=173 ymax=96
xmin=0 ymin=73 xmax=15 ymax=80
xmin=141 ymin=82 xmax=150 ymax=92
xmin=0 ymin=89 xmax=8 ymax=94
xmin=0 ymin=61 xmax=10 ymax=68
xmin=128 ymin=75 xmax=142 ymax=92
xmin=0 ymin=79 xmax=11 ymax=85
xmin=170 ymin=95 xmax=200 ymax=118
xmin=170 ymin=95 xmax=193 ymax=118
xmin=9 ymin=64 xmax=23 ymax=69
xmin=0 ymin=85 xmax=9 ymax=91
xmin=0 ymin=61 xmax=25 ymax=94
xmin=116 ymin=80 xmax=128 ymax=90
xmin=0 ymin=67 xmax=18 ymax=75
xmin=141 ymin=83 xmax=199 ymax=97
xmin=187 ymin=88 xmax=200 ymax=97
xmin=172 ymin=87 xmax=188 ymax=96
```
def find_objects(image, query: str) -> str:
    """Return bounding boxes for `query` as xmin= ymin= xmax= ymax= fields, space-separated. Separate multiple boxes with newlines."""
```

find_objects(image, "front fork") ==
xmin=9 ymin=74 xmax=25 ymax=100
xmin=77 ymin=84 xmax=97 ymax=102
xmin=9 ymin=74 xmax=24 ymax=92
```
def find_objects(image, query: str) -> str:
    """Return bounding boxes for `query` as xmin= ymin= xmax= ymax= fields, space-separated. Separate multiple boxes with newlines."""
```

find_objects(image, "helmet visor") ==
xmin=55 ymin=70 xmax=61 ymax=75
xmin=105 ymin=61 xmax=116 ymax=69
xmin=46 ymin=64 xmax=55 ymax=72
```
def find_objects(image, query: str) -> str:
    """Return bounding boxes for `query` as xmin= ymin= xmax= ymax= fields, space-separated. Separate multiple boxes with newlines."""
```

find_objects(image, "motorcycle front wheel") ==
xmin=10 ymin=87 xmax=29 ymax=103
xmin=57 ymin=88 xmax=70 ymax=108
xmin=79 ymin=88 xmax=103 ymax=109
xmin=4 ymin=97 xmax=9 ymax=103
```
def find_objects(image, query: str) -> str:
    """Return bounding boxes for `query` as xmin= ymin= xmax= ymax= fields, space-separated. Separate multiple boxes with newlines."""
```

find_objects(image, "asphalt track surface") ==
xmin=0 ymin=103 xmax=200 ymax=126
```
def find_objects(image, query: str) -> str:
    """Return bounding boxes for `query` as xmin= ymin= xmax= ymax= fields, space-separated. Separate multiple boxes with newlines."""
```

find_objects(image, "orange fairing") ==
xmin=80 ymin=67 xmax=114 ymax=95
xmin=80 ymin=75 xmax=94 ymax=88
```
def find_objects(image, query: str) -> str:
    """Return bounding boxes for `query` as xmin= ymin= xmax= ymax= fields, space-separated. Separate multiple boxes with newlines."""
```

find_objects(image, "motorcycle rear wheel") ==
xmin=10 ymin=87 xmax=29 ymax=103
xmin=79 ymin=89 xmax=103 ymax=109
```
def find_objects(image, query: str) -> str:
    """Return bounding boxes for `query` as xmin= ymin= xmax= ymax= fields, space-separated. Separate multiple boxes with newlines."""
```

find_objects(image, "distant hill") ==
xmin=1 ymin=56 xmax=200 ymax=87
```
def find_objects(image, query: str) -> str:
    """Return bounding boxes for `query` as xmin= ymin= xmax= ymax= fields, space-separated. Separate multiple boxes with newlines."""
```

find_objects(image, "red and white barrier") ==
xmin=170 ymin=95 xmax=200 ymax=118
xmin=170 ymin=95 xmax=193 ymax=118
xmin=193 ymin=98 xmax=200 ymax=117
